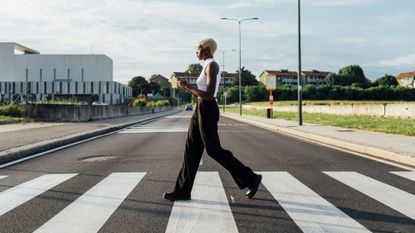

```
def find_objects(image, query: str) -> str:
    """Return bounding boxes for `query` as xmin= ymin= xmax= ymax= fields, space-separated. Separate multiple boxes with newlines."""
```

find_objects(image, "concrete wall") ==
xmin=245 ymin=103 xmax=415 ymax=118
xmin=28 ymin=104 xmax=173 ymax=122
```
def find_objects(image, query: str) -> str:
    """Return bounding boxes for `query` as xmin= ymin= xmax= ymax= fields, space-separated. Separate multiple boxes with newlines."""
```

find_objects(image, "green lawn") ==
xmin=0 ymin=115 xmax=21 ymax=121
xmin=248 ymin=100 xmax=413 ymax=106
xmin=224 ymin=106 xmax=415 ymax=136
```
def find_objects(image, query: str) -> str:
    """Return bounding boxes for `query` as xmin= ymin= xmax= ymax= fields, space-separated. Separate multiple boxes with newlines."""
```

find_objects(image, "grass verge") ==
xmin=249 ymin=100 xmax=413 ymax=106
xmin=224 ymin=106 xmax=415 ymax=136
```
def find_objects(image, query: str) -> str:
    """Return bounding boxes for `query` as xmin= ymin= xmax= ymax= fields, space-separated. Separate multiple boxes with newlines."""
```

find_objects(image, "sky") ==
xmin=0 ymin=0 xmax=414 ymax=84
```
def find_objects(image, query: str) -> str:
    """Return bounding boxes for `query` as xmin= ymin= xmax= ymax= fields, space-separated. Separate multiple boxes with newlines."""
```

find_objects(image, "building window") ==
xmin=91 ymin=82 xmax=94 ymax=94
xmin=83 ymin=82 xmax=86 ymax=94
xmin=81 ymin=68 xmax=84 ymax=82
xmin=59 ymin=82 xmax=62 ymax=94
xmin=67 ymin=69 xmax=70 ymax=79
xmin=99 ymin=82 xmax=102 ymax=93
xmin=40 ymin=69 xmax=43 ymax=82
xmin=36 ymin=82 xmax=39 ymax=94
xmin=44 ymin=82 xmax=47 ymax=94
xmin=75 ymin=82 xmax=78 ymax=94
xmin=106 ymin=81 xmax=109 ymax=93
xmin=54 ymin=69 xmax=56 ymax=80
xmin=67 ymin=82 xmax=70 ymax=93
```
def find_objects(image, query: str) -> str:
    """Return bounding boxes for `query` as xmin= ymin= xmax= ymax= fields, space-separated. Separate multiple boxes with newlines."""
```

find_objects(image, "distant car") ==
xmin=92 ymin=101 xmax=109 ymax=106
xmin=185 ymin=104 xmax=193 ymax=111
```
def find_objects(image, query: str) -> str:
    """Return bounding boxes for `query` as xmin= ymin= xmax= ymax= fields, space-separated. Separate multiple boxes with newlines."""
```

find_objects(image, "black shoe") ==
xmin=163 ymin=191 xmax=191 ymax=201
xmin=246 ymin=175 xmax=262 ymax=199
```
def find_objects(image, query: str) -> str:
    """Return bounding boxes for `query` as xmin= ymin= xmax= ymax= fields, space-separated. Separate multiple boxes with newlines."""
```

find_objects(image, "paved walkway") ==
xmin=222 ymin=112 xmax=415 ymax=168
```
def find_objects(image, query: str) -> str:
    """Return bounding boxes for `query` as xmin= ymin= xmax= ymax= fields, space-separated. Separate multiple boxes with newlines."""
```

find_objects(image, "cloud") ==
xmin=223 ymin=0 xmax=289 ymax=9
xmin=379 ymin=54 xmax=415 ymax=68
xmin=0 ymin=0 xmax=225 ymax=83
xmin=309 ymin=0 xmax=379 ymax=7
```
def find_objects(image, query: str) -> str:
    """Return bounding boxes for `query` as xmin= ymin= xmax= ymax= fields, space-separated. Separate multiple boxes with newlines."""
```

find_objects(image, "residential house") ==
xmin=397 ymin=72 xmax=415 ymax=88
xmin=259 ymin=69 xmax=331 ymax=88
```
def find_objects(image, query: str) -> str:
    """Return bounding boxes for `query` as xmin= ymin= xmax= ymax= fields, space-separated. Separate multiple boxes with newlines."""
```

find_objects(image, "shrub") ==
xmin=0 ymin=105 xmax=25 ymax=117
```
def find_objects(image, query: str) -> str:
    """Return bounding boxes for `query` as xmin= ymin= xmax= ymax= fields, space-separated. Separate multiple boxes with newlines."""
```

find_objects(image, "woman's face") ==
xmin=196 ymin=45 xmax=204 ymax=60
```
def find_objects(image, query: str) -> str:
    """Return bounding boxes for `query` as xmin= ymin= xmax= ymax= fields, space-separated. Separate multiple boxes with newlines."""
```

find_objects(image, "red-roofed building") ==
xmin=259 ymin=69 xmax=331 ymax=88
xmin=397 ymin=72 xmax=415 ymax=88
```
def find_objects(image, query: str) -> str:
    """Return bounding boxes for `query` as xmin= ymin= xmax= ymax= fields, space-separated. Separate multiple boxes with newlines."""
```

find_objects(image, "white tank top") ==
xmin=196 ymin=58 xmax=221 ymax=97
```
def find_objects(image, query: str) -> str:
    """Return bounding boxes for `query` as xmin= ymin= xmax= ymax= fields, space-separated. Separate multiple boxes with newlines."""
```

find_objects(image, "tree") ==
xmin=186 ymin=63 xmax=203 ymax=74
xmin=234 ymin=67 xmax=258 ymax=86
xmin=128 ymin=76 xmax=149 ymax=97
xmin=148 ymin=81 xmax=161 ymax=94
xmin=324 ymin=73 xmax=341 ymax=85
xmin=338 ymin=65 xmax=371 ymax=86
xmin=373 ymin=74 xmax=398 ymax=87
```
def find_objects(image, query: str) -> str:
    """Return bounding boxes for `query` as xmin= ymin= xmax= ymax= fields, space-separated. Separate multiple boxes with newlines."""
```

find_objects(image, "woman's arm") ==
xmin=179 ymin=62 xmax=219 ymax=101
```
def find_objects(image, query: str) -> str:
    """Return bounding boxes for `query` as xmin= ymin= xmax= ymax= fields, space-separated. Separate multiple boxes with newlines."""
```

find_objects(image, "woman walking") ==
xmin=163 ymin=38 xmax=261 ymax=201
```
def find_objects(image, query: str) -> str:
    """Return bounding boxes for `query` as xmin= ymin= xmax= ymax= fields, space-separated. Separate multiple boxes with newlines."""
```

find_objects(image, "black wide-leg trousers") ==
xmin=174 ymin=99 xmax=257 ymax=195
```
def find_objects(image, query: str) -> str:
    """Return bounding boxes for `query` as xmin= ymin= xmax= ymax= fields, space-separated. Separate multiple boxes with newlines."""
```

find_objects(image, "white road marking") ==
xmin=165 ymin=172 xmax=238 ymax=233
xmin=261 ymin=172 xmax=371 ymax=233
xmin=119 ymin=125 xmax=188 ymax=134
xmin=390 ymin=171 xmax=415 ymax=182
xmin=324 ymin=171 xmax=415 ymax=219
xmin=0 ymin=174 xmax=77 ymax=216
xmin=165 ymin=116 xmax=192 ymax=118
xmin=34 ymin=172 xmax=146 ymax=233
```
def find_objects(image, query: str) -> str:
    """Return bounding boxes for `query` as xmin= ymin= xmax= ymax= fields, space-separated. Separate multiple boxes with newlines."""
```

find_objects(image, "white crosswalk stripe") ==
xmin=0 ymin=173 xmax=77 ymax=216
xmin=34 ymin=172 xmax=146 ymax=233
xmin=260 ymin=172 xmax=371 ymax=233
xmin=118 ymin=124 xmax=189 ymax=134
xmin=2 ymin=171 xmax=415 ymax=232
xmin=324 ymin=171 xmax=415 ymax=220
xmin=390 ymin=171 xmax=415 ymax=182
xmin=165 ymin=171 xmax=238 ymax=233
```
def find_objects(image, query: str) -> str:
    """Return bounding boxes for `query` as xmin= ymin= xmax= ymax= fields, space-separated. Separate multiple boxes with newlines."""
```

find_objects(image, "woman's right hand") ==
xmin=178 ymin=78 xmax=189 ymax=89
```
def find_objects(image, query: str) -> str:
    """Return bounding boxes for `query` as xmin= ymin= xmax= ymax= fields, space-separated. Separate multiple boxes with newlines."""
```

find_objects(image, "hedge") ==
xmin=217 ymin=84 xmax=415 ymax=103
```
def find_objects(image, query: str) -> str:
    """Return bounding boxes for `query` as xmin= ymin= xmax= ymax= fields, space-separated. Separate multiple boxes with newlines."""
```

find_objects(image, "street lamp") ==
xmin=221 ymin=17 xmax=259 ymax=116
xmin=220 ymin=49 xmax=236 ymax=112
xmin=297 ymin=0 xmax=303 ymax=126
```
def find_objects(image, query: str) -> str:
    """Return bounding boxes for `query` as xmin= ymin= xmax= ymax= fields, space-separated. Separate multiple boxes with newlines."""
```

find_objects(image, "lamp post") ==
xmin=297 ymin=0 xmax=303 ymax=126
xmin=220 ymin=49 xmax=236 ymax=112
xmin=221 ymin=17 xmax=258 ymax=116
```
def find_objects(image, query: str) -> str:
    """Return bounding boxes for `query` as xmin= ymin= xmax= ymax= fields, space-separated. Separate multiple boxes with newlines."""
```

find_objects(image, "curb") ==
xmin=222 ymin=112 xmax=415 ymax=168
xmin=0 ymin=108 xmax=181 ymax=165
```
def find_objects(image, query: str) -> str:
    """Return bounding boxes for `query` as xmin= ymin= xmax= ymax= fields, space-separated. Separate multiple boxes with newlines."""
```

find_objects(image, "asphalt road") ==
xmin=0 ymin=110 xmax=414 ymax=233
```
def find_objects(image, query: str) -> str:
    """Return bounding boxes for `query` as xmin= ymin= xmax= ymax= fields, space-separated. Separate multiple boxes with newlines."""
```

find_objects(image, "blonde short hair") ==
xmin=198 ymin=38 xmax=217 ymax=55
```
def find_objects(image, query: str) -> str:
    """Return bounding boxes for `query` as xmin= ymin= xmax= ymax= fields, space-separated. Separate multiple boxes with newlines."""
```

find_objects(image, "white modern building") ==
xmin=0 ymin=42 xmax=132 ymax=104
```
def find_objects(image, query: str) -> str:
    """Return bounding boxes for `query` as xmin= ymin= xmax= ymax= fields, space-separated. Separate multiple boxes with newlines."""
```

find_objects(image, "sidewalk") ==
xmin=222 ymin=112 xmax=415 ymax=168
xmin=0 ymin=108 xmax=180 ymax=165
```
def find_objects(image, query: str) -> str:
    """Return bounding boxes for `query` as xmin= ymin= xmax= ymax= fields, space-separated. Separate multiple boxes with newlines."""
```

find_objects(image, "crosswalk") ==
xmin=118 ymin=124 xmax=189 ymax=134
xmin=0 ymin=171 xmax=414 ymax=232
